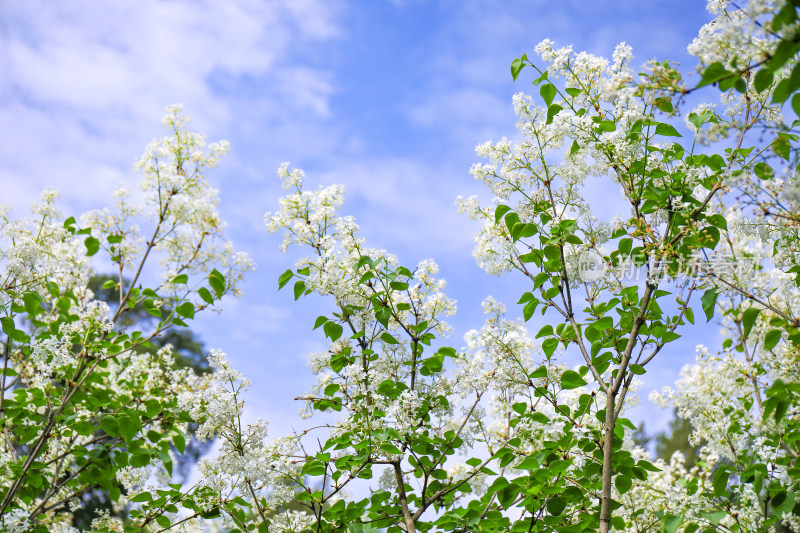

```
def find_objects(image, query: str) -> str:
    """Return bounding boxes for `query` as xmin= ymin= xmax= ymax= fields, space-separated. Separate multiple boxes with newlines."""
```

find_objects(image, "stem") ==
xmin=247 ymin=479 xmax=270 ymax=526
xmin=393 ymin=461 xmax=417 ymax=533
xmin=599 ymin=283 xmax=655 ymax=533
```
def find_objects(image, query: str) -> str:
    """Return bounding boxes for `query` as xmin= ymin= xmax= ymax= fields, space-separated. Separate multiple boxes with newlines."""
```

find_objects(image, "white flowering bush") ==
xmin=0 ymin=105 xmax=254 ymax=532
xmin=3 ymin=1 xmax=800 ymax=531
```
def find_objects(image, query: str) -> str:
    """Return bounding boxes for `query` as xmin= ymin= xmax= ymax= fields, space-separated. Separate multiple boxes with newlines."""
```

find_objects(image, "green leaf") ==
xmin=293 ymin=280 xmax=306 ymax=300
xmin=569 ymin=139 xmax=580 ymax=156
xmin=198 ymin=287 xmax=214 ymax=304
xmin=637 ymin=459 xmax=661 ymax=472
xmin=754 ymin=161 xmax=775 ymax=180
xmin=159 ymin=450 xmax=173 ymax=476
xmin=74 ymin=421 xmax=93 ymax=437
xmin=712 ymin=466 xmax=730 ymax=496
xmin=596 ymin=119 xmax=616 ymax=132
xmin=323 ymin=322 xmax=343 ymax=342
xmin=173 ymin=431 xmax=186 ymax=454
xmin=175 ymin=302 xmax=195 ymax=319
xmin=511 ymin=223 xmax=537 ymax=241
xmin=101 ymin=279 xmax=116 ymax=290
xmin=546 ymin=104 xmax=563 ymax=125
xmin=380 ymin=332 xmax=399 ymax=344
xmin=355 ymin=255 xmax=372 ymax=271
xmin=585 ymin=324 xmax=601 ymax=343
xmin=754 ymin=67 xmax=774 ymax=93
xmin=706 ymin=214 xmax=728 ymax=230
xmin=546 ymin=496 xmax=567 ymax=516
xmin=100 ymin=416 xmax=119 ymax=437
xmin=615 ymin=474 xmax=633 ymax=494
xmin=523 ymin=299 xmax=538 ymax=321
xmin=629 ymin=364 xmax=646 ymax=375
xmin=764 ymin=329 xmax=782 ymax=351
xmin=45 ymin=281 xmax=60 ymax=297
xmin=772 ymin=63 xmax=800 ymax=104
xmin=510 ymin=57 xmax=525 ymax=81
xmin=532 ymin=69 xmax=548 ymax=85
xmin=172 ymin=274 xmax=189 ymax=284
xmin=22 ymin=291 xmax=43 ymax=317
xmin=530 ymin=365 xmax=548 ymax=379
xmin=618 ymin=237 xmax=633 ymax=256
xmin=504 ymin=211 xmax=520 ymax=233
xmin=655 ymin=123 xmax=681 ymax=137
xmin=389 ymin=281 xmax=409 ymax=291
xmin=375 ymin=307 xmax=391 ymax=328
xmin=209 ymin=269 xmax=226 ymax=296
xmin=688 ymin=109 xmax=715 ymax=129
xmin=701 ymin=288 xmax=718 ymax=321
xmin=0 ymin=317 xmax=18 ymax=341
xmin=542 ymin=338 xmax=558 ymax=359
xmin=560 ymin=369 xmax=587 ymax=390
xmin=654 ymin=96 xmax=673 ymax=113
xmin=118 ymin=414 xmax=140 ymax=442
xmin=697 ymin=62 xmax=730 ymax=88
xmin=700 ymin=510 xmax=727 ymax=526
xmin=494 ymin=205 xmax=512 ymax=224
xmin=63 ymin=216 xmax=76 ymax=232
xmin=742 ymin=307 xmax=760 ymax=338
xmin=437 ymin=346 xmax=457 ymax=358
xmin=303 ymin=460 xmax=326 ymax=477
xmin=773 ymin=134 xmax=792 ymax=161
xmin=84 ymin=236 xmax=100 ymax=256
xmin=278 ymin=269 xmax=293 ymax=289
xmin=661 ymin=514 xmax=682 ymax=533
xmin=540 ymin=83 xmax=557 ymax=106
xmin=313 ymin=316 xmax=328 ymax=330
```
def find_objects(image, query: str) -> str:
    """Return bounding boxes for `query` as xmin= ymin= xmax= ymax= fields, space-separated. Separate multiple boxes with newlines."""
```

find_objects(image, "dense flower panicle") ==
xmin=176 ymin=349 xmax=304 ymax=523
xmin=0 ymin=188 xmax=89 ymax=296
xmin=0 ymin=508 xmax=29 ymax=533
xmin=688 ymin=0 xmax=789 ymax=67
xmin=178 ymin=349 xmax=249 ymax=442
xmin=266 ymin=163 xmax=457 ymax=337
xmin=71 ymin=105 xmax=254 ymax=304
xmin=133 ymin=106 xmax=253 ymax=294
xmin=459 ymin=296 xmax=537 ymax=395
xmin=686 ymin=0 xmax=790 ymax=132
xmin=79 ymin=186 xmax=144 ymax=270
xmin=461 ymin=40 xmax=656 ymax=288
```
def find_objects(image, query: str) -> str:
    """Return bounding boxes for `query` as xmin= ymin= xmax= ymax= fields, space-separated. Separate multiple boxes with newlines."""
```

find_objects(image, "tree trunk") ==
xmin=599 ymin=390 xmax=616 ymax=533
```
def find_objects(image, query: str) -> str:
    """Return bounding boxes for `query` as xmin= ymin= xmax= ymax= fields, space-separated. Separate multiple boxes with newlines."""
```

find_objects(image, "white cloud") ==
xmin=3 ymin=0 xmax=339 ymax=110
xmin=0 ymin=0 xmax=342 ymax=211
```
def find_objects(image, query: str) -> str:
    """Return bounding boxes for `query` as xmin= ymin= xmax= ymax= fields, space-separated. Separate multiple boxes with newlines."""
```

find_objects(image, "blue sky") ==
xmin=1 ymin=0 xmax=716 ymax=438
